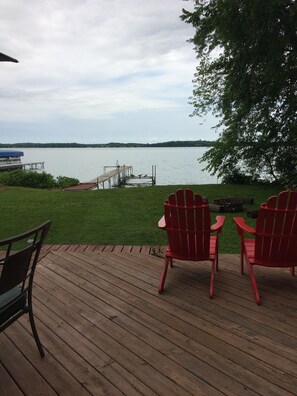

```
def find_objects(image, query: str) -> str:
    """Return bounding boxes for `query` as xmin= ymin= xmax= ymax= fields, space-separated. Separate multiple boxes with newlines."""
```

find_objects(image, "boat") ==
xmin=0 ymin=150 xmax=24 ymax=171
xmin=0 ymin=150 xmax=45 ymax=172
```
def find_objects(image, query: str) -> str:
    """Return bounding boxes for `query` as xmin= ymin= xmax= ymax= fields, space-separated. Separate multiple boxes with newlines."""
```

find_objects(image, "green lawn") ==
xmin=0 ymin=184 xmax=283 ymax=253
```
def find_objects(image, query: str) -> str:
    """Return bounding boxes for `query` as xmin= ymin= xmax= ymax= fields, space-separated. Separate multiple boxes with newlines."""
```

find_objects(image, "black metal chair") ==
xmin=0 ymin=221 xmax=51 ymax=357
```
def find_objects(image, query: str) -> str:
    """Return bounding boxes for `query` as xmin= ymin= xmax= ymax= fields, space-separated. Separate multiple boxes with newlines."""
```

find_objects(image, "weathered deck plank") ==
xmin=1 ymin=250 xmax=296 ymax=395
xmin=42 ymin=244 xmax=156 ymax=254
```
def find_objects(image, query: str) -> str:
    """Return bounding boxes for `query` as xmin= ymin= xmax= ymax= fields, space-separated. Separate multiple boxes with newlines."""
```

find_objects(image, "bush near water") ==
xmin=0 ymin=170 xmax=79 ymax=189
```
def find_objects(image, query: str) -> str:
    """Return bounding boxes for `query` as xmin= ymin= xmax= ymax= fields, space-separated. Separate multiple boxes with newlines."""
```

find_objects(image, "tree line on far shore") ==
xmin=0 ymin=140 xmax=215 ymax=148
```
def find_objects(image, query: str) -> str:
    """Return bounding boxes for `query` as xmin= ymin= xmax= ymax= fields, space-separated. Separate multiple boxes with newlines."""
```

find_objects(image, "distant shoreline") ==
xmin=0 ymin=140 xmax=215 ymax=149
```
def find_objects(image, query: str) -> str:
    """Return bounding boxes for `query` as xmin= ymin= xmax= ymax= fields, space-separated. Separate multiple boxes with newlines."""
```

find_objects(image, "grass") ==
xmin=0 ymin=184 xmax=283 ymax=253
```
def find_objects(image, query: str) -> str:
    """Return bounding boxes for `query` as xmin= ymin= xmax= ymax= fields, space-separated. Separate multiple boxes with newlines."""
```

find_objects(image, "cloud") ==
xmin=0 ymin=0 xmax=218 ymax=142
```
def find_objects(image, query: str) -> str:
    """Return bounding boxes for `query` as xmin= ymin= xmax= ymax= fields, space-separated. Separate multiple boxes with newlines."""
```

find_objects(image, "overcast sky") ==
xmin=0 ymin=0 xmax=217 ymax=144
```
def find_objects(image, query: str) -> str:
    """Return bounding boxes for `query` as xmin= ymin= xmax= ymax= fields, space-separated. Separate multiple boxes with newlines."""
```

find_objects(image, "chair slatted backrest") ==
xmin=0 ymin=221 xmax=51 ymax=297
xmin=254 ymin=190 xmax=297 ymax=265
xmin=164 ymin=189 xmax=211 ymax=259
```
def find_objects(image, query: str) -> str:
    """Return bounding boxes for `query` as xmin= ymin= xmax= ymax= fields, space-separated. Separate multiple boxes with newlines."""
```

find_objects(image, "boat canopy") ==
xmin=0 ymin=150 xmax=24 ymax=158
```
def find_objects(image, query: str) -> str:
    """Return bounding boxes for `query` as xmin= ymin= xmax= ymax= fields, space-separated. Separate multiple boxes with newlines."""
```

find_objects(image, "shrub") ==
xmin=0 ymin=170 xmax=79 ymax=189
xmin=55 ymin=176 xmax=80 ymax=189
xmin=222 ymin=168 xmax=256 ymax=185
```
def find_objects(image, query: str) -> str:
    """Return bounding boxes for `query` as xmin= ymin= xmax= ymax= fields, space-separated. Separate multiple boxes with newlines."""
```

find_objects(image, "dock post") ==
xmin=152 ymin=165 xmax=156 ymax=185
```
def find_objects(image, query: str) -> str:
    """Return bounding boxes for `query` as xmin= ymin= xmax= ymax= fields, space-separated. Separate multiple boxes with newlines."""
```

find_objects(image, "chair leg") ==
xmin=215 ymin=241 xmax=219 ymax=272
xmin=28 ymin=307 xmax=45 ymax=358
xmin=246 ymin=262 xmax=261 ymax=305
xmin=158 ymin=257 xmax=170 ymax=294
xmin=290 ymin=266 xmax=295 ymax=276
xmin=240 ymin=242 xmax=244 ymax=275
xmin=209 ymin=260 xmax=215 ymax=299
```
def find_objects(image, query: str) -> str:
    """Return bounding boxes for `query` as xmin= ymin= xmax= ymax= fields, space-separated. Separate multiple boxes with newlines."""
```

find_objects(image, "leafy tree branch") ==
xmin=182 ymin=0 xmax=297 ymax=186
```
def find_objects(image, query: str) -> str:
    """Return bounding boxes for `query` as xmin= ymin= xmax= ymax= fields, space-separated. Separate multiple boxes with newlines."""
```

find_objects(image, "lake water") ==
xmin=10 ymin=147 xmax=219 ymax=185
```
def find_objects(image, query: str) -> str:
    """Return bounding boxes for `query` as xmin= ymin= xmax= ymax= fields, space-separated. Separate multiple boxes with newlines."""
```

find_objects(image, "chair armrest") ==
xmin=233 ymin=217 xmax=256 ymax=235
xmin=158 ymin=215 xmax=166 ymax=230
xmin=211 ymin=215 xmax=225 ymax=233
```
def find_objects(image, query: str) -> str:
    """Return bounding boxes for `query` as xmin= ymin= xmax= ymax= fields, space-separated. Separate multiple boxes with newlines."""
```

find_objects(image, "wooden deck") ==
xmin=41 ymin=244 xmax=154 ymax=255
xmin=1 ymin=249 xmax=297 ymax=395
xmin=63 ymin=183 xmax=97 ymax=191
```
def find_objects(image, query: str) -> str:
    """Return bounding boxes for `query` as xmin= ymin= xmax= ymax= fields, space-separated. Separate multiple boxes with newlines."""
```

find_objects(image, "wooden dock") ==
xmin=64 ymin=165 xmax=133 ymax=191
xmin=64 ymin=162 xmax=156 ymax=191
xmin=23 ymin=162 xmax=45 ymax=171
xmin=1 ymin=249 xmax=296 ymax=395
xmin=0 ymin=162 xmax=44 ymax=172
xmin=90 ymin=165 xmax=133 ymax=188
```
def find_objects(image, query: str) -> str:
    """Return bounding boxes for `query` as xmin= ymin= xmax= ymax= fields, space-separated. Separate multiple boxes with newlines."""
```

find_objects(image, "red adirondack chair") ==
xmin=234 ymin=190 xmax=297 ymax=305
xmin=158 ymin=189 xmax=225 ymax=298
